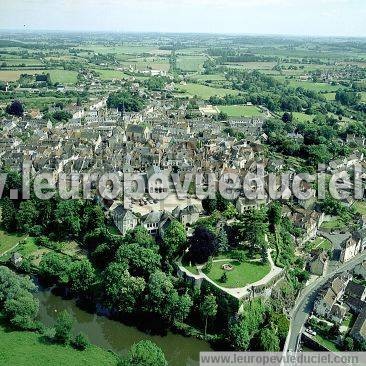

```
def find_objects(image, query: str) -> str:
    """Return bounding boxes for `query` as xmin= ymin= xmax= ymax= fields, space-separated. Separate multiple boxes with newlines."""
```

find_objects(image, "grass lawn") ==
xmin=179 ymin=83 xmax=239 ymax=99
xmin=320 ymin=218 xmax=347 ymax=231
xmin=205 ymin=260 xmax=270 ymax=288
xmin=292 ymin=112 xmax=315 ymax=122
xmin=342 ymin=314 xmax=356 ymax=329
xmin=182 ymin=264 xmax=200 ymax=276
xmin=219 ymin=105 xmax=263 ymax=117
xmin=361 ymin=92 xmax=366 ymax=102
xmin=0 ymin=320 xmax=118 ymax=366
xmin=309 ymin=237 xmax=333 ymax=252
xmin=353 ymin=201 xmax=366 ymax=215
xmin=0 ymin=231 xmax=26 ymax=256
xmin=314 ymin=334 xmax=341 ymax=352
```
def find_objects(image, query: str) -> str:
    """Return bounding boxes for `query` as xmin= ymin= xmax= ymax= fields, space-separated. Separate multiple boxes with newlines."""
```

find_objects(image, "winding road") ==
xmin=284 ymin=251 xmax=366 ymax=353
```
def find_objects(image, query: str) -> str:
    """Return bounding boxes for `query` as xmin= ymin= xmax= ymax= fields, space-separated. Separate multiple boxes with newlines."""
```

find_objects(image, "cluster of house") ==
xmin=314 ymin=263 xmax=366 ymax=343
xmin=110 ymin=202 xmax=200 ymax=236
xmin=2 ymin=81 xmax=366 ymax=246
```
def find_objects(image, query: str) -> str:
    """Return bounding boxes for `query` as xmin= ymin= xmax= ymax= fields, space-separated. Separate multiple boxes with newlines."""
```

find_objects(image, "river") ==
xmin=35 ymin=286 xmax=213 ymax=366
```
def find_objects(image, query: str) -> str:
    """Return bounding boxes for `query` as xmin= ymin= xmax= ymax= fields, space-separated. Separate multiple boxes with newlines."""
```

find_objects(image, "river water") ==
xmin=35 ymin=287 xmax=213 ymax=366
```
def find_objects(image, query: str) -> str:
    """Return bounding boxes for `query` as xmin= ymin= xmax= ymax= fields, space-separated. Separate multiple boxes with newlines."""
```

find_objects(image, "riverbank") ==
xmin=35 ymin=285 xmax=213 ymax=366
xmin=0 ymin=317 xmax=119 ymax=366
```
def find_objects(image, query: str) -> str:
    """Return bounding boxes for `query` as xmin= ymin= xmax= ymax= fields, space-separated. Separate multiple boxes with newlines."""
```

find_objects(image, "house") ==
xmin=141 ymin=211 xmax=174 ymax=236
xmin=10 ymin=252 xmax=23 ymax=267
xmin=354 ymin=261 xmax=366 ymax=280
xmin=345 ymin=281 xmax=366 ymax=302
xmin=340 ymin=236 xmax=361 ymax=263
xmin=329 ymin=303 xmax=348 ymax=324
xmin=126 ymin=124 xmax=150 ymax=142
xmin=173 ymin=205 xmax=200 ymax=227
xmin=350 ymin=307 xmax=366 ymax=342
xmin=309 ymin=251 xmax=329 ymax=276
xmin=236 ymin=196 xmax=267 ymax=214
xmin=314 ymin=274 xmax=351 ymax=317
xmin=111 ymin=205 xmax=138 ymax=235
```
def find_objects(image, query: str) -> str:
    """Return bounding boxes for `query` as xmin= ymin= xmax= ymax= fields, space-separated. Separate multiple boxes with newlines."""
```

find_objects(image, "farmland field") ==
xmin=0 ymin=69 xmax=44 ymax=81
xmin=179 ymin=83 xmax=239 ymax=99
xmin=219 ymin=105 xmax=263 ymax=117
xmin=176 ymin=56 xmax=207 ymax=72
xmin=287 ymin=80 xmax=340 ymax=92
xmin=48 ymin=69 xmax=78 ymax=84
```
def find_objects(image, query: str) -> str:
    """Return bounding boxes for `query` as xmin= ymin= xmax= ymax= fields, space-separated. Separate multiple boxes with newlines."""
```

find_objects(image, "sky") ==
xmin=0 ymin=0 xmax=365 ymax=37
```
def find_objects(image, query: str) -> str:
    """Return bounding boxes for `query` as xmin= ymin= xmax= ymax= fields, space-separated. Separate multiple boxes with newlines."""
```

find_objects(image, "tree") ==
xmin=200 ymin=294 xmax=218 ymax=336
xmin=123 ymin=226 xmax=156 ymax=250
xmin=39 ymin=252 xmax=72 ymax=285
xmin=54 ymin=200 xmax=82 ymax=238
xmin=6 ymin=100 xmax=24 ymax=117
xmin=54 ymin=310 xmax=73 ymax=344
xmin=70 ymin=259 xmax=95 ymax=295
xmin=281 ymin=112 xmax=293 ymax=123
xmin=3 ymin=287 xmax=39 ymax=330
xmin=120 ymin=340 xmax=167 ymax=366
xmin=162 ymin=221 xmax=187 ymax=258
xmin=188 ymin=227 xmax=218 ymax=264
xmin=146 ymin=271 xmax=175 ymax=315
xmin=107 ymin=91 xmax=145 ymax=112
xmin=259 ymin=327 xmax=280 ymax=351
xmin=1 ymin=197 xmax=16 ymax=232
xmin=103 ymin=262 xmax=145 ymax=313
xmin=73 ymin=332 xmax=89 ymax=350
xmin=116 ymin=243 xmax=161 ymax=278
xmin=52 ymin=110 xmax=72 ymax=122
xmin=217 ymin=228 xmax=229 ymax=253
xmin=220 ymin=272 xmax=228 ymax=283
xmin=17 ymin=200 xmax=38 ymax=233
xmin=228 ymin=299 xmax=266 ymax=350
xmin=232 ymin=250 xmax=246 ymax=263
xmin=176 ymin=293 xmax=193 ymax=322
xmin=344 ymin=336 xmax=354 ymax=351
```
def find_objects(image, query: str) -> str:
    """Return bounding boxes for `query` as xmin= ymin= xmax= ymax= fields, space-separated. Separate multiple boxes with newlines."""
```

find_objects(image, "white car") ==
xmin=306 ymin=328 xmax=317 ymax=336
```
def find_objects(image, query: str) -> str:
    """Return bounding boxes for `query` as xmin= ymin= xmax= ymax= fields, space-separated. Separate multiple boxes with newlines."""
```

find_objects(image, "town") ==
xmin=0 ymin=25 xmax=366 ymax=366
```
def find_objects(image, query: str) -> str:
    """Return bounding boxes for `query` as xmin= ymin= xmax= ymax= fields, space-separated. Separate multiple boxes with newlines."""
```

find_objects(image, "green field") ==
xmin=292 ymin=112 xmax=315 ymax=123
xmin=179 ymin=83 xmax=239 ymax=99
xmin=361 ymin=92 xmax=366 ymax=102
xmin=190 ymin=74 xmax=226 ymax=81
xmin=288 ymin=80 xmax=340 ymax=92
xmin=0 ymin=70 xmax=43 ymax=81
xmin=206 ymin=260 xmax=270 ymax=288
xmin=176 ymin=56 xmax=206 ymax=72
xmin=0 ymin=69 xmax=78 ymax=84
xmin=0 ymin=320 xmax=118 ymax=366
xmin=93 ymin=68 xmax=132 ymax=80
xmin=219 ymin=105 xmax=263 ymax=117
xmin=48 ymin=69 xmax=78 ymax=84
xmin=0 ymin=231 xmax=26 ymax=255
xmin=323 ymin=92 xmax=336 ymax=101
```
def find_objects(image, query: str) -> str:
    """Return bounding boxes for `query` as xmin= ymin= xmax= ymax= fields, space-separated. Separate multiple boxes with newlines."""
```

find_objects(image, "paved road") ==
xmin=284 ymin=251 xmax=366 ymax=353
